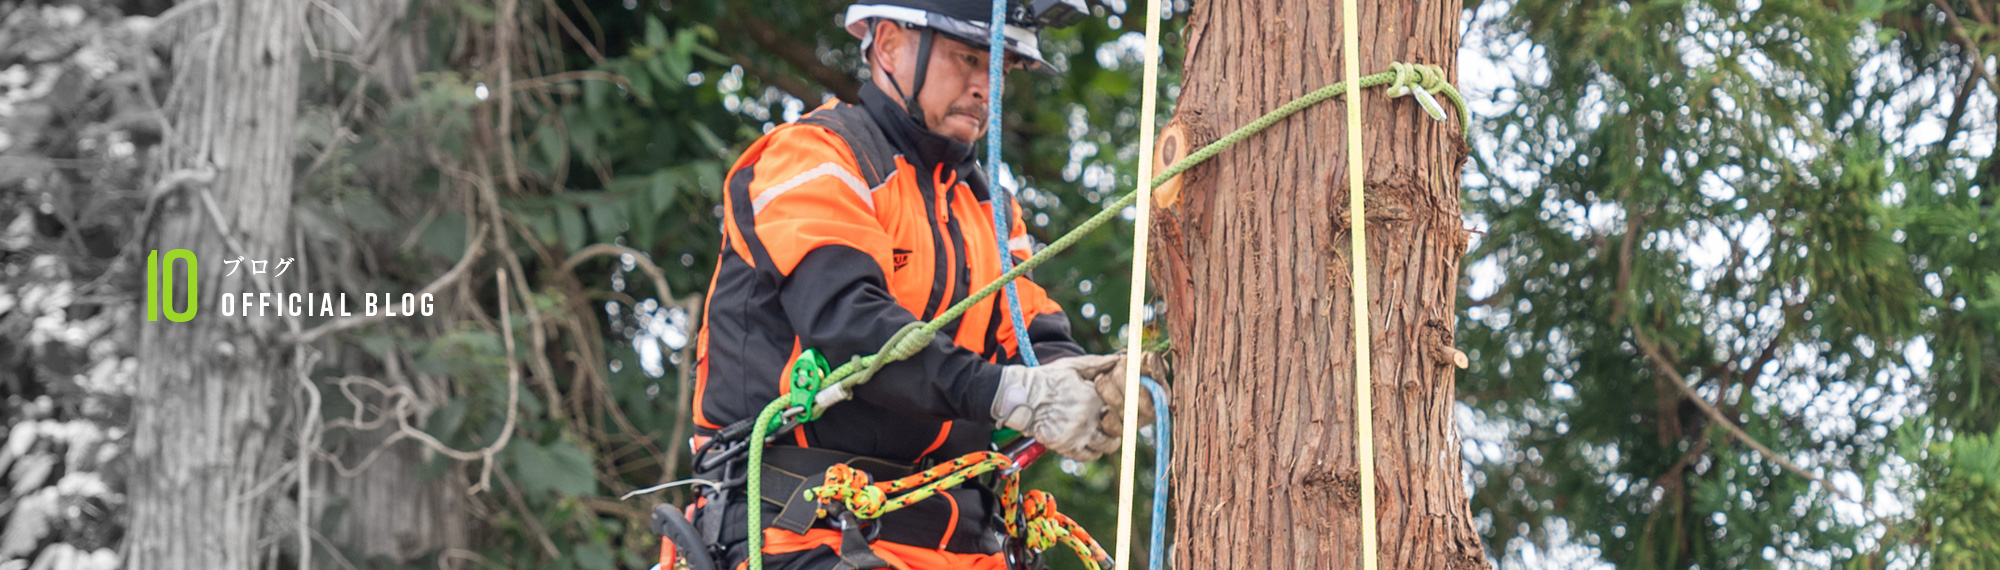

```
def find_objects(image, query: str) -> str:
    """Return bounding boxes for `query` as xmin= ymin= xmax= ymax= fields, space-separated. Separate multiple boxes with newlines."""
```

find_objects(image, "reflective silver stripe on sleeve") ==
xmin=750 ymin=162 xmax=873 ymax=214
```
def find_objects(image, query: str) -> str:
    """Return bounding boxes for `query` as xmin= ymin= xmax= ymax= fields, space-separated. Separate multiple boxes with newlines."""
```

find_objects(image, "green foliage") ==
xmin=1460 ymin=0 xmax=1999 ymax=566
xmin=508 ymin=439 xmax=601 ymax=496
xmin=1911 ymin=431 xmax=2000 ymax=569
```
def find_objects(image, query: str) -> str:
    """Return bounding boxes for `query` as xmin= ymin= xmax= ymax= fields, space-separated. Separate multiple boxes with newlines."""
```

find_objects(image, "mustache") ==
xmin=944 ymin=104 xmax=988 ymax=123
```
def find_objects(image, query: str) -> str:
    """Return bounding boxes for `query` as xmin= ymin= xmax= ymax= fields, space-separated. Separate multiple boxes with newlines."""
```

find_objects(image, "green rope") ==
xmin=742 ymin=63 xmax=1467 ymax=570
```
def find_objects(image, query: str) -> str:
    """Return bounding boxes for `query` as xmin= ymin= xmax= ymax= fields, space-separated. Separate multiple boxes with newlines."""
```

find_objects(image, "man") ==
xmin=687 ymin=2 xmax=1137 ymax=569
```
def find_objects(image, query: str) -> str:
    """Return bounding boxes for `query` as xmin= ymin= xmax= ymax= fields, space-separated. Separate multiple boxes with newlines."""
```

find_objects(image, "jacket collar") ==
xmin=859 ymin=82 xmax=977 ymax=175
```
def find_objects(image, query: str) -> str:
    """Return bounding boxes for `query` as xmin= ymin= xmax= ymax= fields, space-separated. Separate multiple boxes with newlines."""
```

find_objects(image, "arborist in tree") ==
xmin=683 ymin=1 xmax=1143 ymax=569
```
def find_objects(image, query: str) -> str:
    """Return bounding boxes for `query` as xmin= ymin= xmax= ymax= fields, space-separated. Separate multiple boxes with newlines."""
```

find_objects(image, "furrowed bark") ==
xmin=129 ymin=1 xmax=300 ymax=568
xmin=1155 ymin=1 xmax=1488 ymax=567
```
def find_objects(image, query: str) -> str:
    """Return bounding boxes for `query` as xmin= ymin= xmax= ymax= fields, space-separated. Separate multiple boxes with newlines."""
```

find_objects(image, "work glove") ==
xmin=990 ymin=355 xmax=1125 ymax=462
xmin=1078 ymin=352 xmax=1158 ymax=440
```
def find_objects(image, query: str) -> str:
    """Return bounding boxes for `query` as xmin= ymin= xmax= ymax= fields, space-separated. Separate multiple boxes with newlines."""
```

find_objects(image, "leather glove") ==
xmin=990 ymin=355 xmax=1123 ymax=462
xmin=1079 ymin=352 xmax=1158 ymax=439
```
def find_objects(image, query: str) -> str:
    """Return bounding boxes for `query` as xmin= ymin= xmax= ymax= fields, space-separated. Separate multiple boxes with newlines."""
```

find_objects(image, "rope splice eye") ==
xmin=1386 ymin=62 xmax=1451 ymax=122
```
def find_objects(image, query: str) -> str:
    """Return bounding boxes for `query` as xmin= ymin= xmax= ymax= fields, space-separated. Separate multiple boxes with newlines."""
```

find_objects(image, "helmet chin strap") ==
xmin=879 ymin=25 xmax=937 ymax=129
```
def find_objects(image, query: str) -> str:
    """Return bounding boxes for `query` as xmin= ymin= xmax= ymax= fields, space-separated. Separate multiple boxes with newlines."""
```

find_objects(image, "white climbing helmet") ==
xmin=843 ymin=0 xmax=1085 ymax=74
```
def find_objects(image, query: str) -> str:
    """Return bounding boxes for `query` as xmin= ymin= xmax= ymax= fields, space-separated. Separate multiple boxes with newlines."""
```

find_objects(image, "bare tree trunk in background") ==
xmin=324 ymin=430 xmax=474 ymax=561
xmin=299 ymin=0 xmax=474 ymax=560
xmin=315 ymin=0 xmax=429 ymax=97
xmin=1154 ymin=0 xmax=1489 ymax=567
xmin=129 ymin=1 xmax=300 ymax=568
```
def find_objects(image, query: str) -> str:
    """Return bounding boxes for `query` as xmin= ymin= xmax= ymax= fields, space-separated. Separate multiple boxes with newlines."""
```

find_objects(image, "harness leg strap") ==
xmin=832 ymin=510 xmax=892 ymax=570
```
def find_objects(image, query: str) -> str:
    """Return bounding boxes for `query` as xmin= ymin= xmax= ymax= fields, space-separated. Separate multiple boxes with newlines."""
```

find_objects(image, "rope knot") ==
xmin=1385 ymin=62 xmax=1454 ymax=123
xmin=1384 ymin=62 xmax=1448 ymax=97
xmin=808 ymin=464 xmax=888 ymax=518
xmin=881 ymin=321 xmax=937 ymax=360
xmin=1018 ymin=491 xmax=1065 ymax=550
xmin=835 ymin=321 xmax=936 ymax=390
xmin=1006 ymin=489 xmax=1112 ymax=570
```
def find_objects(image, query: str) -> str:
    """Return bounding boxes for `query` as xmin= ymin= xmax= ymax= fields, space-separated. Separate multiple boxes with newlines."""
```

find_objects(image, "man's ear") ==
xmin=870 ymin=19 xmax=903 ymax=76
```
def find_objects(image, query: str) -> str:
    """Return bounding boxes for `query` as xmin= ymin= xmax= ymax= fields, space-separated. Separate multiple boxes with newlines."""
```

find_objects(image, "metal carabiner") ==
xmin=833 ymin=509 xmax=884 ymax=543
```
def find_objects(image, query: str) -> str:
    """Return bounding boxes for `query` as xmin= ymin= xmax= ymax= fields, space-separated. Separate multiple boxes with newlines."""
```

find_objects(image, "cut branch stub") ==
xmin=1153 ymin=122 xmax=1189 ymax=210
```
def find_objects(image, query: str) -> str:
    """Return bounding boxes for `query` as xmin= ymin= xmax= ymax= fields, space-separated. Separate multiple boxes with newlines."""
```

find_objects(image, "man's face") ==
xmin=873 ymin=21 xmax=1026 ymax=145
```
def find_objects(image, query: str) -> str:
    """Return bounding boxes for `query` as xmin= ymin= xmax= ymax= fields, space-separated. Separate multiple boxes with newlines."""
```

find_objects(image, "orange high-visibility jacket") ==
xmin=693 ymin=82 xmax=1084 ymax=560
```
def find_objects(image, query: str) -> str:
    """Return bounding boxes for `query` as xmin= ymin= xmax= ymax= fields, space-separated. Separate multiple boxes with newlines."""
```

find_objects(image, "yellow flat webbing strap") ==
xmin=1111 ymin=0 xmax=1164 ymax=567
xmin=1341 ymin=0 xmax=1379 ymax=567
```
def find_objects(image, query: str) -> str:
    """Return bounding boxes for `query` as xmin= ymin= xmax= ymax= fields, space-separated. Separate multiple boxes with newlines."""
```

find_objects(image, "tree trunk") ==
xmin=129 ymin=1 xmax=301 ymax=568
xmin=295 ymin=0 xmax=473 ymax=560
xmin=1154 ymin=1 xmax=1487 ymax=568
xmin=323 ymin=420 xmax=474 ymax=562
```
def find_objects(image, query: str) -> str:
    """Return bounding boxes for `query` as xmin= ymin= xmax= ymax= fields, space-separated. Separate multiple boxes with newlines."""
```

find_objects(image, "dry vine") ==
xmin=274 ymin=0 xmax=704 ymax=563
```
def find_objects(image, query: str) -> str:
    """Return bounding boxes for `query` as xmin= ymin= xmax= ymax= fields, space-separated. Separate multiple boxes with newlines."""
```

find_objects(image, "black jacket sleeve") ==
xmin=1023 ymin=312 xmax=1086 ymax=363
xmin=779 ymin=245 xmax=1004 ymax=423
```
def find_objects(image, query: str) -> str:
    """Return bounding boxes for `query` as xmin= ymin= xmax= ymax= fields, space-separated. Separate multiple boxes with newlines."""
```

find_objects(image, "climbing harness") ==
xmin=647 ymin=7 xmax=1470 ymax=566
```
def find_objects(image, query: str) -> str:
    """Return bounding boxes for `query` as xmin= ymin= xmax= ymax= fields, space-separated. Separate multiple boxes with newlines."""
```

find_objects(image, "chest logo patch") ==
xmin=892 ymin=248 xmax=912 ymax=271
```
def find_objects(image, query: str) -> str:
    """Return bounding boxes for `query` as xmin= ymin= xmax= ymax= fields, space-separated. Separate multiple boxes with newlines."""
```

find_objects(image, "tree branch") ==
xmin=724 ymin=9 xmax=860 ymax=103
xmin=496 ymin=469 xmax=563 ymax=558
xmin=1628 ymin=328 xmax=1854 ymax=501
xmin=1640 ymin=433 xmax=1715 ymax=560
xmin=542 ymin=0 xmax=604 ymax=64
xmin=1934 ymin=0 xmax=2000 ymax=100
xmin=286 ymin=223 xmax=489 ymax=344
xmin=735 ymin=54 xmax=825 ymax=106
xmin=558 ymin=243 xmax=702 ymax=486
xmin=1942 ymin=57 xmax=1982 ymax=148
xmin=1609 ymin=194 xmax=1851 ymax=500
xmin=1964 ymin=0 xmax=1995 ymax=27
xmin=309 ymin=271 xmax=523 ymax=496
xmin=508 ymin=70 xmax=629 ymax=94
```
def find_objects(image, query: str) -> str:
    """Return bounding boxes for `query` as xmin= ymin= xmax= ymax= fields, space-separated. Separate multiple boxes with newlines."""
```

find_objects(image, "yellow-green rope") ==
xmin=1113 ymin=1 xmax=1165 ymax=567
xmin=1342 ymin=0 xmax=1375 ymax=566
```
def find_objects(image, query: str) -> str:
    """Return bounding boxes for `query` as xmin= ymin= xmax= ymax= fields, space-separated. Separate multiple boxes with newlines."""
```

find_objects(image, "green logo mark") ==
xmin=147 ymin=249 xmax=198 ymax=322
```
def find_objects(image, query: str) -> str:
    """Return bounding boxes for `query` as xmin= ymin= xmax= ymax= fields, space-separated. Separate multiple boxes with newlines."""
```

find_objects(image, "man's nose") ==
xmin=968 ymin=61 xmax=991 ymax=99
xmin=969 ymin=81 xmax=989 ymax=101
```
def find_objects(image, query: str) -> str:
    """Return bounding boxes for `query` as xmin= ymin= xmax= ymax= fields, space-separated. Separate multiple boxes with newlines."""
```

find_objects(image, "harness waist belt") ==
xmin=757 ymin=446 xmax=1000 ymax=554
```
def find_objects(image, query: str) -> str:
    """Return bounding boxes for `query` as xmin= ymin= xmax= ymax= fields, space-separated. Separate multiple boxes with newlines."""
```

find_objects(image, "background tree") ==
xmin=126 ymin=0 xmax=302 ymax=568
xmin=1455 ymin=0 xmax=2000 ymax=567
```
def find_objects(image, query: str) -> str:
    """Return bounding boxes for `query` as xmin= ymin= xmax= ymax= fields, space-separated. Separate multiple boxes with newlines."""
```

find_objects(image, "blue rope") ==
xmin=1140 ymin=376 xmax=1170 ymax=570
xmin=987 ymin=0 xmax=1038 ymax=367
xmin=984 ymin=6 xmax=1165 ymax=569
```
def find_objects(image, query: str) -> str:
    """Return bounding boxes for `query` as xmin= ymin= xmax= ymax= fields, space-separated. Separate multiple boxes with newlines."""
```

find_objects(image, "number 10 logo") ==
xmin=147 ymin=249 xmax=198 ymax=322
